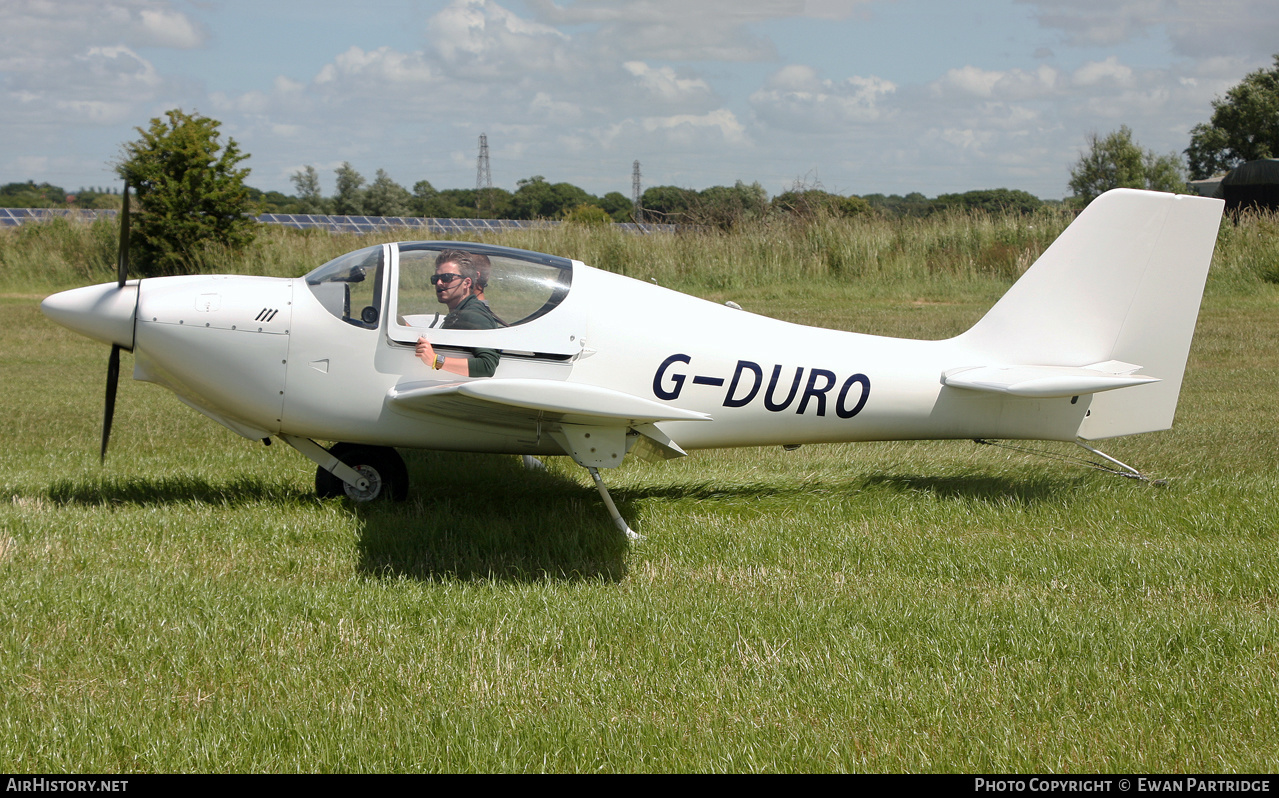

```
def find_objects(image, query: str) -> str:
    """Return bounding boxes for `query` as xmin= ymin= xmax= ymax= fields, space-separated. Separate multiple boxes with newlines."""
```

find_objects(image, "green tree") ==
xmin=934 ymin=188 xmax=1043 ymax=215
xmin=475 ymin=186 xmax=514 ymax=218
xmin=1186 ymin=55 xmax=1279 ymax=179
xmin=563 ymin=203 xmax=612 ymax=225
xmin=435 ymin=188 xmax=481 ymax=218
xmin=599 ymin=191 xmax=634 ymax=222
xmin=364 ymin=169 xmax=412 ymax=217
xmin=772 ymin=189 xmax=872 ymax=219
xmin=115 ymin=109 xmax=256 ymax=276
xmin=0 ymin=181 xmax=68 ymax=208
xmin=291 ymin=165 xmax=326 ymax=213
xmin=511 ymin=176 xmax=594 ymax=219
xmin=1068 ymin=126 xmax=1186 ymax=206
xmin=861 ymin=192 xmax=934 ymax=217
xmin=410 ymin=179 xmax=438 ymax=216
xmin=248 ymin=188 xmax=298 ymax=213
xmin=640 ymin=185 xmax=699 ymax=222
xmin=690 ymin=181 xmax=768 ymax=230
xmin=333 ymin=162 xmax=366 ymax=216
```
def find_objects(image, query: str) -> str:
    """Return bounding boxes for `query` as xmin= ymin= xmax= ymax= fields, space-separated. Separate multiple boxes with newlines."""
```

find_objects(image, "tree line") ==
xmin=272 ymin=162 xmax=1052 ymax=227
xmin=7 ymin=167 xmax=1055 ymax=226
xmin=1 ymin=182 xmax=122 ymax=209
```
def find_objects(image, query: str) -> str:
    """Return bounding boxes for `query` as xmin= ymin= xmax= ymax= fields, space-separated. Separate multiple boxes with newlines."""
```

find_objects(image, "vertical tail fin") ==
xmin=955 ymin=189 xmax=1224 ymax=440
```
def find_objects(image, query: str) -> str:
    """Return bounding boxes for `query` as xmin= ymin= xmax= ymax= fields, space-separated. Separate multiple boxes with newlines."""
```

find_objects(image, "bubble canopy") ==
xmin=304 ymin=241 xmax=580 ymax=357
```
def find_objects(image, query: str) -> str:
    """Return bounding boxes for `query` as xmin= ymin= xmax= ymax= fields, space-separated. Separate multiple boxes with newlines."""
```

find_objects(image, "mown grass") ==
xmin=1 ymin=211 xmax=1277 ymax=772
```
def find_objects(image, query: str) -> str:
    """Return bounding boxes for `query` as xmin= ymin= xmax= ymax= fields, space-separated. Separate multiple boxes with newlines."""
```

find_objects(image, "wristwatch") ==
xmin=433 ymin=353 xmax=445 ymax=370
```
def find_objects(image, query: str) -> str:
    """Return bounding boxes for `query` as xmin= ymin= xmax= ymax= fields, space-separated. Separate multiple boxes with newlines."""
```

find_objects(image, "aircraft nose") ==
xmin=41 ymin=281 xmax=139 ymax=350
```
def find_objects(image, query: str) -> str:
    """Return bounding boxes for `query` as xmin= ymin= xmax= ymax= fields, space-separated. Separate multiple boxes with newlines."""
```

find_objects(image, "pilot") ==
xmin=468 ymin=252 xmax=509 ymax=324
xmin=471 ymin=252 xmax=492 ymax=306
xmin=415 ymin=250 xmax=503 ymax=377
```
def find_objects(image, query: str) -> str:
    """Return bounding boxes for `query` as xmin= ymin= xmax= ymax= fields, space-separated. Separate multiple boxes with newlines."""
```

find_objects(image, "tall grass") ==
xmin=1208 ymin=207 xmax=1279 ymax=290
xmin=0 ymin=215 xmax=120 ymax=288
xmin=5 ymin=204 xmax=1276 ymax=300
xmin=1 ymin=208 xmax=1066 ymax=293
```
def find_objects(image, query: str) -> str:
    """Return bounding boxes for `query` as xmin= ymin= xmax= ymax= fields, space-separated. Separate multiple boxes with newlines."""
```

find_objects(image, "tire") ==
xmin=314 ymin=443 xmax=410 ymax=502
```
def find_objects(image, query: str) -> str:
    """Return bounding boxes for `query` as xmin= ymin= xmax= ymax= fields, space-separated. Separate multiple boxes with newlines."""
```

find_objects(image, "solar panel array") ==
xmin=1 ymin=207 xmax=675 ymax=234
xmin=0 ymin=207 xmax=117 ymax=227
xmin=255 ymin=213 xmax=556 ymax=234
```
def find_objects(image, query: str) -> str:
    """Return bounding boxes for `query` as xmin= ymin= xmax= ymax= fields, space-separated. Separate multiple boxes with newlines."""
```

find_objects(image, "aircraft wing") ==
xmin=941 ymin=361 xmax=1159 ymax=398
xmin=389 ymin=378 xmax=711 ymax=425
xmin=388 ymin=378 xmax=710 ymax=468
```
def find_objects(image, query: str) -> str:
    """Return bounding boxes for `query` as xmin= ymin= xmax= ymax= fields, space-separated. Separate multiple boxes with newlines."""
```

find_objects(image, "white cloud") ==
xmin=0 ymin=2 xmax=197 ymax=132
xmin=932 ymin=65 xmax=1058 ymax=100
xmin=0 ymin=1 xmax=206 ymax=56
xmin=623 ymin=62 xmax=713 ymax=104
xmin=274 ymin=76 xmax=305 ymax=94
xmin=139 ymin=6 xmax=203 ymax=48
xmin=314 ymin=46 xmax=434 ymax=85
xmin=211 ymin=89 xmax=273 ymax=115
xmin=428 ymin=0 xmax=571 ymax=77
xmin=1071 ymin=57 xmax=1134 ymax=87
xmin=751 ymin=65 xmax=897 ymax=131
xmin=1021 ymin=0 xmax=1162 ymax=47
xmin=529 ymin=91 xmax=582 ymax=121
xmin=937 ymin=66 xmax=1005 ymax=98
xmin=11 ymin=45 xmax=165 ymax=124
xmin=596 ymin=108 xmax=750 ymax=154
xmin=642 ymin=109 xmax=748 ymax=145
xmin=54 ymin=99 xmax=134 ymax=125
xmin=937 ymin=127 xmax=998 ymax=152
xmin=527 ymin=0 xmax=790 ymax=62
xmin=1017 ymin=0 xmax=1279 ymax=60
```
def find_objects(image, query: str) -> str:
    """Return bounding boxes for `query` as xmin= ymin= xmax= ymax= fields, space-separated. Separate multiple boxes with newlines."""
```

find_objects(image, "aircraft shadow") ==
xmin=858 ymin=472 xmax=1091 ymax=504
xmin=45 ymin=474 xmax=309 ymax=506
xmin=353 ymin=451 xmax=631 ymax=584
xmin=619 ymin=471 xmax=1089 ymax=506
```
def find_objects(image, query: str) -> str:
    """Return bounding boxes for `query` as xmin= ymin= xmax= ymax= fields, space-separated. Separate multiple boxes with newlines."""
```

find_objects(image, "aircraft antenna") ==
xmin=632 ymin=160 xmax=643 ymax=223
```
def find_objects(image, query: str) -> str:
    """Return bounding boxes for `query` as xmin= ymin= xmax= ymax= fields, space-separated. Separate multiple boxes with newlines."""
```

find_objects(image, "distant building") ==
xmin=1187 ymin=176 xmax=1223 ymax=198
xmin=1220 ymin=159 xmax=1279 ymax=212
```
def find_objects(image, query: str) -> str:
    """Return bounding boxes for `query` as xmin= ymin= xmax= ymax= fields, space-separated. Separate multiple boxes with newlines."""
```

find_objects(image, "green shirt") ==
xmin=441 ymin=294 xmax=502 ymax=377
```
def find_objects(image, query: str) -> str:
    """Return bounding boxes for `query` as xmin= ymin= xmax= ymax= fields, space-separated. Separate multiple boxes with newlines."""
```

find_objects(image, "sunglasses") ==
xmin=430 ymin=273 xmax=468 ymax=286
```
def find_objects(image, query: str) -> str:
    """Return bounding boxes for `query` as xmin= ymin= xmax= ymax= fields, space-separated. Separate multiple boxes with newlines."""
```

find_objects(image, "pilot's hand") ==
xmin=415 ymin=336 xmax=435 ymax=366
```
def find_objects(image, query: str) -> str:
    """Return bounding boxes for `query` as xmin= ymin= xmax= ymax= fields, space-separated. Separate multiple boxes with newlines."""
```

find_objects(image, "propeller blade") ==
xmin=117 ymin=183 xmax=130 ymax=288
xmin=102 ymin=344 xmax=120 ymax=463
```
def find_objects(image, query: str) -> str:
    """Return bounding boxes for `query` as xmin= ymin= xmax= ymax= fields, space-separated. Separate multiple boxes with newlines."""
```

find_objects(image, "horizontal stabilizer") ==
xmin=942 ymin=362 xmax=1159 ymax=398
xmin=389 ymin=378 xmax=712 ymax=427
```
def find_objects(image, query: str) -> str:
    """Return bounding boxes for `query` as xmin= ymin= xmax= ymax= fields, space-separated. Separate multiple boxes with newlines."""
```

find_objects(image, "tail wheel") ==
xmin=315 ymin=443 xmax=409 ymax=502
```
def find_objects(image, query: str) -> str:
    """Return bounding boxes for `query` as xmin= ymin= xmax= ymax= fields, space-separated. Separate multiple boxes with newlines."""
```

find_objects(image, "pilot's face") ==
xmin=434 ymin=262 xmax=471 ymax=310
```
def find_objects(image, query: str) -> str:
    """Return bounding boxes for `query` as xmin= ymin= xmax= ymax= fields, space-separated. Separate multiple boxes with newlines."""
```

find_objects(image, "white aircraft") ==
xmin=41 ymin=188 xmax=1224 ymax=538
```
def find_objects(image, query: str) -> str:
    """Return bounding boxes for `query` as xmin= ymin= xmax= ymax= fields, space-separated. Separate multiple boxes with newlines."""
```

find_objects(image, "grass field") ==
xmin=1 ymin=213 xmax=1277 ymax=772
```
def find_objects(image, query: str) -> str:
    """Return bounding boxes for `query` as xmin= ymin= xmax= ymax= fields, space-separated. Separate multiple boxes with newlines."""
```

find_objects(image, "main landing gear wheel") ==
xmin=315 ymin=443 xmax=409 ymax=502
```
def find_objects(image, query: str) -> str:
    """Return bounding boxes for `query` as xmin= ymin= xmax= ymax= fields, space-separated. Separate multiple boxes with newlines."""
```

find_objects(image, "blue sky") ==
xmin=3 ymin=0 xmax=1277 ymax=201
